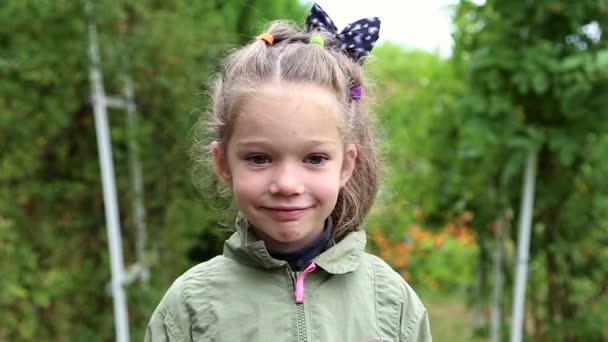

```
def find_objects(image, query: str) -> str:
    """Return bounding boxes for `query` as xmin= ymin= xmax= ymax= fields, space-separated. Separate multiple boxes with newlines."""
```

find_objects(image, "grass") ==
xmin=418 ymin=289 xmax=486 ymax=341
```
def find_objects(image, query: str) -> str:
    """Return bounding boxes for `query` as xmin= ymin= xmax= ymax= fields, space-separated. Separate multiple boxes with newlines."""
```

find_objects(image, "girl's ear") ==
xmin=340 ymin=144 xmax=358 ymax=187
xmin=211 ymin=141 xmax=232 ymax=187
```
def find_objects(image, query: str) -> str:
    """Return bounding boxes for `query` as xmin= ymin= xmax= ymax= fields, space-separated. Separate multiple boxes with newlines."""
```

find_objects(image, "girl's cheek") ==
xmin=314 ymin=177 xmax=342 ymax=194
xmin=233 ymin=176 xmax=264 ymax=193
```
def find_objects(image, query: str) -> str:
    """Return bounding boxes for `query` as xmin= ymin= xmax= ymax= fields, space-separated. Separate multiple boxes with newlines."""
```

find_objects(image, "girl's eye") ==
xmin=305 ymin=155 xmax=328 ymax=165
xmin=247 ymin=154 xmax=271 ymax=165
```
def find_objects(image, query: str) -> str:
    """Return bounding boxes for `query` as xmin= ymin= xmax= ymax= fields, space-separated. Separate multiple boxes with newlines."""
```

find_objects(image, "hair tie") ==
xmin=309 ymin=35 xmax=325 ymax=47
xmin=256 ymin=32 xmax=274 ymax=45
xmin=350 ymin=86 xmax=363 ymax=100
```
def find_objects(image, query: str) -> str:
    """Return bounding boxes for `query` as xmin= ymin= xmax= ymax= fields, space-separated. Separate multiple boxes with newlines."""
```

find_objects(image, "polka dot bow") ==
xmin=304 ymin=3 xmax=381 ymax=64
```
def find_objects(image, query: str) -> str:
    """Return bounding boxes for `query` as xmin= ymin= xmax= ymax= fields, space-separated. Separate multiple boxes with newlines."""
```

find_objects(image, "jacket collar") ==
xmin=222 ymin=215 xmax=366 ymax=274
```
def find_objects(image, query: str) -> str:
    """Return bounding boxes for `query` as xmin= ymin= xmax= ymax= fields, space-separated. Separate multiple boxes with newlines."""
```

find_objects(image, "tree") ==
xmin=452 ymin=1 xmax=608 ymax=340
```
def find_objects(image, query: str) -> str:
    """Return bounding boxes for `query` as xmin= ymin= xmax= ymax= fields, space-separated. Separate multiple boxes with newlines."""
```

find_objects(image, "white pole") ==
xmin=86 ymin=3 xmax=130 ymax=341
xmin=124 ymin=77 xmax=149 ymax=284
xmin=510 ymin=151 xmax=538 ymax=342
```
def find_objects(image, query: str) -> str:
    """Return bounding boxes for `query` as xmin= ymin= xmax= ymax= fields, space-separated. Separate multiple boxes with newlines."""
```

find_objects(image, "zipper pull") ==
xmin=294 ymin=263 xmax=317 ymax=304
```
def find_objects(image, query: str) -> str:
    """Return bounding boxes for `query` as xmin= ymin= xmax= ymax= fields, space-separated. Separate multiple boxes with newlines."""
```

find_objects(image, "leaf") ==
xmin=596 ymin=49 xmax=608 ymax=69
xmin=561 ymin=55 xmax=583 ymax=71
xmin=5 ymin=284 xmax=28 ymax=300
xmin=532 ymin=72 xmax=549 ymax=94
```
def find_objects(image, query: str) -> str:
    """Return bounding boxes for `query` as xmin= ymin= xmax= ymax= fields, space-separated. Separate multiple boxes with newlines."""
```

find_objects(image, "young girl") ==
xmin=146 ymin=4 xmax=431 ymax=341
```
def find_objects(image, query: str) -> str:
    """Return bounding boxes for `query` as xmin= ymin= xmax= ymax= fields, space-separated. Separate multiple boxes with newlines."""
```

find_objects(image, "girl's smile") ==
xmin=212 ymin=82 xmax=357 ymax=252
xmin=261 ymin=206 xmax=311 ymax=221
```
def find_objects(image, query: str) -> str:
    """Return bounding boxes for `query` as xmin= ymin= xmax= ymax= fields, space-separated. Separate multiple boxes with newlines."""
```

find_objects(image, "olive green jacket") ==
xmin=145 ymin=220 xmax=431 ymax=341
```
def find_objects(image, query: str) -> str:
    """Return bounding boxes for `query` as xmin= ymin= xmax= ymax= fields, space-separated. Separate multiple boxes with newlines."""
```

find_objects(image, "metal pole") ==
xmin=124 ymin=77 xmax=149 ymax=284
xmin=510 ymin=151 xmax=538 ymax=342
xmin=86 ymin=3 xmax=130 ymax=341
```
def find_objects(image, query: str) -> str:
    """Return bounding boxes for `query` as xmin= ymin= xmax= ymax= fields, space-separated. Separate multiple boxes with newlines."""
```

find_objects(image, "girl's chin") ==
xmin=269 ymin=229 xmax=323 ymax=252
xmin=275 ymin=229 xmax=304 ymax=244
xmin=253 ymin=228 xmax=306 ymax=251
xmin=249 ymin=218 xmax=325 ymax=251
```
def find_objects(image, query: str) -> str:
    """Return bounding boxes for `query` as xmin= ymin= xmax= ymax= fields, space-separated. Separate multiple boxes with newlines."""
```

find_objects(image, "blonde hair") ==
xmin=192 ymin=21 xmax=380 ymax=241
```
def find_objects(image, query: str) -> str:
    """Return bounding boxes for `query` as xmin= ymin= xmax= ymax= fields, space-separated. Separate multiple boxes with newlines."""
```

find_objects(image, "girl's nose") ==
xmin=269 ymin=163 xmax=304 ymax=196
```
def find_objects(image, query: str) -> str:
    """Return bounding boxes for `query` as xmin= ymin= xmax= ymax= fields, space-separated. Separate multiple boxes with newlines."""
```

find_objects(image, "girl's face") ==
xmin=212 ymin=82 xmax=357 ymax=252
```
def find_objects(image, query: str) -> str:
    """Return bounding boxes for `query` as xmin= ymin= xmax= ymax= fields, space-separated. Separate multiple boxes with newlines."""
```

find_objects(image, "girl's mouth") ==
xmin=262 ymin=207 xmax=310 ymax=220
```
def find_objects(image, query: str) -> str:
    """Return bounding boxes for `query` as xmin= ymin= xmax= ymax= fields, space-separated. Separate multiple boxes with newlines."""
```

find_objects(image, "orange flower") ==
xmin=395 ymin=242 xmax=411 ymax=255
xmin=372 ymin=231 xmax=389 ymax=250
xmin=433 ymin=235 xmax=444 ymax=249
xmin=409 ymin=225 xmax=432 ymax=242
xmin=461 ymin=211 xmax=473 ymax=222
xmin=393 ymin=256 xmax=408 ymax=269
xmin=443 ymin=222 xmax=456 ymax=234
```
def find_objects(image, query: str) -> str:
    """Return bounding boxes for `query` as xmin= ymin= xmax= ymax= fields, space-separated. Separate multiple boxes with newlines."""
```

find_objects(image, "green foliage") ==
xmin=451 ymin=0 xmax=608 ymax=339
xmin=366 ymin=1 xmax=608 ymax=339
xmin=0 ymin=1 xmax=305 ymax=340
xmin=418 ymin=236 xmax=478 ymax=291
xmin=366 ymin=44 xmax=480 ymax=295
xmin=368 ymin=214 xmax=478 ymax=293
xmin=367 ymin=44 xmax=467 ymax=232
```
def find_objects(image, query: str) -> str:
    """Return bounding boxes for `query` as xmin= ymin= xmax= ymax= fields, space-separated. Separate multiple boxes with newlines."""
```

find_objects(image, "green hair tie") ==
xmin=309 ymin=36 xmax=325 ymax=47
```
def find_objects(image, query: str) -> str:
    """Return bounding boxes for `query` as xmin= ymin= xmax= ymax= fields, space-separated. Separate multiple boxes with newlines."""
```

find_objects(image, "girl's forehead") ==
xmin=230 ymin=82 xmax=345 ymax=144
xmin=253 ymin=82 xmax=341 ymax=109
xmin=239 ymin=82 xmax=343 ymax=127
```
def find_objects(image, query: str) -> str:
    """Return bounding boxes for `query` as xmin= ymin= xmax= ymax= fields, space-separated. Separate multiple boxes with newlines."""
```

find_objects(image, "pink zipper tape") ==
xmin=294 ymin=263 xmax=317 ymax=304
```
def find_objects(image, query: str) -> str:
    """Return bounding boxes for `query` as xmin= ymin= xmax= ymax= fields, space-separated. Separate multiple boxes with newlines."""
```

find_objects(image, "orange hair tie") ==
xmin=256 ymin=32 xmax=274 ymax=46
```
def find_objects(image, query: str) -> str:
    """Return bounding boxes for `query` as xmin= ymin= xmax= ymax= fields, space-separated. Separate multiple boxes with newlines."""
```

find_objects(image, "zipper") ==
xmin=288 ymin=263 xmax=317 ymax=342
xmin=297 ymin=304 xmax=306 ymax=342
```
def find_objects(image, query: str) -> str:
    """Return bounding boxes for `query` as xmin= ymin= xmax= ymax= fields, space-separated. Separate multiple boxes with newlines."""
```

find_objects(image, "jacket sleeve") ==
xmin=144 ymin=306 xmax=171 ymax=342
xmin=400 ymin=305 xmax=432 ymax=342
xmin=144 ymin=277 xmax=191 ymax=341
xmin=399 ymin=283 xmax=432 ymax=342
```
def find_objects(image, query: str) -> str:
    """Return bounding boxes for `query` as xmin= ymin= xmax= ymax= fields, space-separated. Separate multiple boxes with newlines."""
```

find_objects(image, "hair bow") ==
xmin=304 ymin=3 xmax=381 ymax=64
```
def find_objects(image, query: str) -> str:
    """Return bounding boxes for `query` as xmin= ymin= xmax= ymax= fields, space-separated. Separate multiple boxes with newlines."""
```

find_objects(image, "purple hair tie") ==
xmin=350 ymin=86 xmax=363 ymax=100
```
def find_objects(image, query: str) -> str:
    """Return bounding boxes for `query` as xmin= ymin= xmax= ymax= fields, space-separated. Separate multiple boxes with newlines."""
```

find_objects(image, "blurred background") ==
xmin=1 ymin=1 xmax=607 ymax=341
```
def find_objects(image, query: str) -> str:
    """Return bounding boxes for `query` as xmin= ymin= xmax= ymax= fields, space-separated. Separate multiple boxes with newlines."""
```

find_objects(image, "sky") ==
xmin=312 ymin=0 xmax=459 ymax=57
